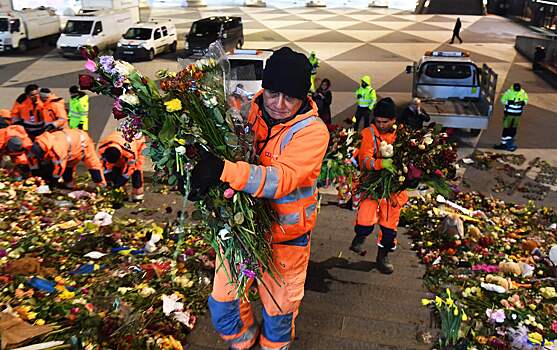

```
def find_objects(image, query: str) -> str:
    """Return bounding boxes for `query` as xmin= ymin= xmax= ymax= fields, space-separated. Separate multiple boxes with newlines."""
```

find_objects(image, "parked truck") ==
xmin=406 ymin=51 xmax=498 ymax=135
xmin=0 ymin=7 xmax=60 ymax=52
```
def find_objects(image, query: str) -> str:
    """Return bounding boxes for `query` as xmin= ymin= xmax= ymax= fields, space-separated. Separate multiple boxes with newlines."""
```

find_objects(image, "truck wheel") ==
xmin=236 ymin=40 xmax=243 ymax=49
xmin=470 ymin=129 xmax=482 ymax=137
xmin=148 ymin=49 xmax=155 ymax=60
xmin=18 ymin=40 xmax=28 ymax=53
xmin=48 ymin=36 xmax=58 ymax=47
xmin=169 ymin=41 xmax=177 ymax=53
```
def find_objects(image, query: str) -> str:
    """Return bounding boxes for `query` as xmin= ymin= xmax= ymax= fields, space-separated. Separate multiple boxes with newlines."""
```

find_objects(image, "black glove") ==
xmin=77 ymin=123 xmax=84 ymax=130
xmin=187 ymin=149 xmax=225 ymax=201
xmin=44 ymin=124 xmax=56 ymax=132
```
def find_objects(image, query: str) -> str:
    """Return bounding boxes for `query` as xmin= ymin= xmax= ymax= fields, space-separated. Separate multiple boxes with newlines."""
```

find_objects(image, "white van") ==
xmin=57 ymin=8 xmax=139 ymax=58
xmin=116 ymin=21 xmax=177 ymax=61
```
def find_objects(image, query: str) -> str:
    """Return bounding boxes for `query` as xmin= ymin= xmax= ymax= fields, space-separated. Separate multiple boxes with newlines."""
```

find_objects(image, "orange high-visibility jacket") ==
xmin=0 ymin=125 xmax=32 ymax=165
xmin=358 ymin=124 xmax=408 ymax=204
xmin=42 ymin=95 xmax=69 ymax=130
xmin=11 ymin=95 xmax=44 ymax=135
xmin=33 ymin=129 xmax=102 ymax=179
xmin=97 ymin=131 xmax=146 ymax=177
xmin=220 ymin=91 xmax=330 ymax=242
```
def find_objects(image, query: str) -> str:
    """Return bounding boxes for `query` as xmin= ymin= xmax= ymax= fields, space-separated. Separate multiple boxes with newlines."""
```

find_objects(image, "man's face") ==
xmin=28 ymin=89 xmax=39 ymax=102
xmin=375 ymin=116 xmax=396 ymax=133
xmin=40 ymin=94 xmax=49 ymax=102
xmin=263 ymin=89 xmax=303 ymax=120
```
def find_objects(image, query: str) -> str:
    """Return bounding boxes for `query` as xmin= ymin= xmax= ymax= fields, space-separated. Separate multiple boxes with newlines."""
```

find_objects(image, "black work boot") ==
xmin=376 ymin=248 xmax=394 ymax=274
xmin=349 ymin=235 xmax=367 ymax=256
xmin=493 ymin=143 xmax=507 ymax=150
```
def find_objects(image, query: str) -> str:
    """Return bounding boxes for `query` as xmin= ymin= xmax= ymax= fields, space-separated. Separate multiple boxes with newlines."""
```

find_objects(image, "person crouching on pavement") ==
xmin=349 ymin=97 xmax=408 ymax=274
xmin=187 ymin=47 xmax=329 ymax=350
xmin=98 ymin=131 xmax=146 ymax=201
xmin=0 ymin=125 xmax=33 ymax=178
xmin=27 ymin=129 xmax=105 ymax=189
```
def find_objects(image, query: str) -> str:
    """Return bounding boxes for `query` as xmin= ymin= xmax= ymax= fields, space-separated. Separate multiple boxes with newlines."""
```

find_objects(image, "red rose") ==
xmin=111 ymin=87 xmax=123 ymax=96
xmin=434 ymin=169 xmax=444 ymax=177
xmin=78 ymin=74 xmax=94 ymax=90
xmin=112 ymin=107 xmax=127 ymax=120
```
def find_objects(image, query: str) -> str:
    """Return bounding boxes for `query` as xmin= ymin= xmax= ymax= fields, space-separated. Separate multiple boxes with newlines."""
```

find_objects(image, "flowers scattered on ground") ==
xmin=0 ymin=173 xmax=213 ymax=349
xmin=402 ymin=192 xmax=557 ymax=349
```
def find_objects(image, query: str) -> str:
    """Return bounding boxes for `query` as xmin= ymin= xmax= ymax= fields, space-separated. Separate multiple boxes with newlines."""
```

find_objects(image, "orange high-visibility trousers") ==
xmin=355 ymin=192 xmax=407 ymax=251
xmin=208 ymin=234 xmax=311 ymax=350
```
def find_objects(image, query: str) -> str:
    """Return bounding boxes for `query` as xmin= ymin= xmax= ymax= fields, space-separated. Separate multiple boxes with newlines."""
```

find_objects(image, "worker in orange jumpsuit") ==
xmin=98 ymin=131 xmax=146 ymax=201
xmin=0 ymin=109 xmax=10 ymax=128
xmin=188 ymin=47 xmax=329 ymax=350
xmin=349 ymin=97 xmax=408 ymax=274
xmin=39 ymin=88 xmax=69 ymax=131
xmin=11 ymin=84 xmax=44 ymax=138
xmin=0 ymin=125 xmax=32 ymax=177
xmin=27 ymin=129 xmax=105 ymax=188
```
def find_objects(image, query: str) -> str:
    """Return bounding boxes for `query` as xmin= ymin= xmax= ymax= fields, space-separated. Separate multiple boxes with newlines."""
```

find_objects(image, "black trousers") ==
xmin=450 ymin=31 xmax=463 ymax=44
xmin=354 ymin=106 xmax=371 ymax=131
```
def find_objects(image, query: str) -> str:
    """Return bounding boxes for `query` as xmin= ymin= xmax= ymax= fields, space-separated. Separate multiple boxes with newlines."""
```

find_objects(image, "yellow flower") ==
xmin=540 ymin=287 xmax=557 ymax=299
xmin=26 ymin=312 xmax=37 ymax=320
xmin=529 ymin=304 xmax=537 ymax=310
xmin=34 ymin=319 xmax=45 ymax=326
xmin=165 ymin=98 xmax=182 ymax=112
xmin=174 ymin=138 xmax=186 ymax=145
xmin=59 ymin=290 xmax=75 ymax=300
xmin=435 ymin=296 xmax=443 ymax=307
xmin=421 ymin=299 xmax=432 ymax=306
xmin=528 ymin=332 xmax=543 ymax=345
xmin=462 ymin=311 xmax=468 ymax=321
xmin=453 ymin=307 xmax=459 ymax=316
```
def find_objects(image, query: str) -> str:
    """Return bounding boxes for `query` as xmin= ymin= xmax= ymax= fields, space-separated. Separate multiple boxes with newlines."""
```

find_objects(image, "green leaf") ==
xmin=168 ymin=175 xmax=177 ymax=185
xmin=158 ymin=118 xmax=176 ymax=145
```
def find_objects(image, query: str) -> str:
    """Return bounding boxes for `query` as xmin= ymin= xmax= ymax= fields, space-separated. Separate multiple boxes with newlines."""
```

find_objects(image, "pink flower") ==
xmin=113 ymin=98 xmax=122 ymax=111
xmin=85 ymin=59 xmax=97 ymax=72
xmin=434 ymin=169 xmax=445 ymax=178
xmin=472 ymin=264 xmax=500 ymax=273
xmin=486 ymin=308 xmax=506 ymax=323
xmin=224 ymin=188 xmax=235 ymax=199
xmin=552 ymin=320 xmax=557 ymax=333
xmin=70 ymin=307 xmax=80 ymax=314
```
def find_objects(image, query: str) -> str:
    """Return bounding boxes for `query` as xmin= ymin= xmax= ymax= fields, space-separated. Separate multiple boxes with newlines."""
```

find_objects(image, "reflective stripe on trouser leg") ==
xmin=377 ymin=225 xmax=397 ymax=252
xmin=258 ymin=241 xmax=311 ymax=349
xmin=209 ymin=256 xmax=258 ymax=349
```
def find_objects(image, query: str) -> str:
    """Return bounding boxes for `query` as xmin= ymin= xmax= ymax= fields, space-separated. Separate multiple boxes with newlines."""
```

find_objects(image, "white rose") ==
xmin=120 ymin=93 xmax=139 ymax=106
xmin=175 ymin=146 xmax=186 ymax=155
xmin=424 ymin=136 xmax=433 ymax=145
xmin=114 ymin=61 xmax=135 ymax=76
xmin=379 ymin=141 xmax=394 ymax=158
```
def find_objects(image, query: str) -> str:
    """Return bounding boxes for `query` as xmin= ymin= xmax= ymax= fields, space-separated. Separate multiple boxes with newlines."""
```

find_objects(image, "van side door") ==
xmin=153 ymin=27 xmax=163 ymax=54
xmin=92 ymin=21 xmax=104 ymax=48
xmin=161 ymin=26 xmax=170 ymax=49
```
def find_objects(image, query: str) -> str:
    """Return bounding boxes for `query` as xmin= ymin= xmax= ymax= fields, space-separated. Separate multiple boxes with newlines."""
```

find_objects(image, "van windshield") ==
xmin=64 ymin=20 xmax=94 ymax=35
xmin=124 ymin=28 xmax=152 ymax=40
xmin=0 ymin=18 xmax=8 ymax=32
xmin=191 ymin=21 xmax=220 ymax=35
xmin=424 ymin=63 xmax=472 ymax=80
xmin=230 ymin=59 xmax=263 ymax=81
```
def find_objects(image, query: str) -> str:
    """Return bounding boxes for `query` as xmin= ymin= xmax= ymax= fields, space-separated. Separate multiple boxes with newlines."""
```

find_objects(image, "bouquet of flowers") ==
xmin=79 ymin=44 xmax=279 ymax=301
xmin=318 ymin=125 xmax=358 ymax=187
xmin=358 ymin=125 xmax=458 ymax=200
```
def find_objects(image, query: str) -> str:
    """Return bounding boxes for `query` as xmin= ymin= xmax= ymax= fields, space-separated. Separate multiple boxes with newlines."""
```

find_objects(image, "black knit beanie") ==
xmin=262 ymin=47 xmax=311 ymax=100
xmin=374 ymin=97 xmax=396 ymax=119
